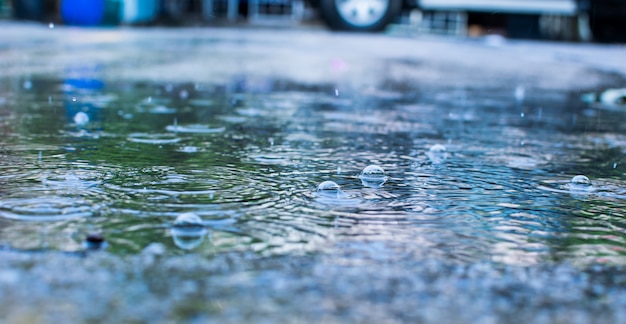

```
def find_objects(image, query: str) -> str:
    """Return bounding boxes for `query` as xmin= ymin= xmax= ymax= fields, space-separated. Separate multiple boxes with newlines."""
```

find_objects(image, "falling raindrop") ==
xmin=515 ymin=85 xmax=525 ymax=104
xmin=335 ymin=89 xmax=339 ymax=96
xmin=179 ymin=89 xmax=189 ymax=100
xmin=72 ymin=97 xmax=77 ymax=102
xmin=520 ymin=112 xmax=525 ymax=118
xmin=23 ymin=80 xmax=32 ymax=90
xmin=48 ymin=22 xmax=55 ymax=29
xmin=73 ymin=112 xmax=89 ymax=126
xmin=613 ymin=163 xmax=618 ymax=169
xmin=359 ymin=165 xmax=387 ymax=188
xmin=48 ymin=96 xmax=52 ymax=104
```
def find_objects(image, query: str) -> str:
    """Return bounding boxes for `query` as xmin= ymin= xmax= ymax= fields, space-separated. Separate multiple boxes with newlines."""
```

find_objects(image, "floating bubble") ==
xmin=174 ymin=212 xmax=204 ymax=227
xmin=571 ymin=175 xmax=590 ymax=186
xmin=567 ymin=175 xmax=595 ymax=194
xmin=359 ymin=165 xmax=387 ymax=188
xmin=427 ymin=144 xmax=448 ymax=164
xmin=73 ymin=112 xmax=89 ymax=126
xmin=318 ymin=180 xmax=340 ymax=192
xmin=171 ymin=213 xmax=207 ymax=250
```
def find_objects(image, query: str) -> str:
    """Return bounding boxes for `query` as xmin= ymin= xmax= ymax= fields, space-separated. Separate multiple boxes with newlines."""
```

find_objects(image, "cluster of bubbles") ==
xmin=316 ymin=164 xmax=389 ymax=199
xmin=316 ymin=144 xmax=449 ymax=199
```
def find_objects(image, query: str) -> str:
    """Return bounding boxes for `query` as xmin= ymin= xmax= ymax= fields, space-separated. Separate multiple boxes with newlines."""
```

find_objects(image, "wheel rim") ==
xmin=335 ymin=0 xmax=390 ymax=27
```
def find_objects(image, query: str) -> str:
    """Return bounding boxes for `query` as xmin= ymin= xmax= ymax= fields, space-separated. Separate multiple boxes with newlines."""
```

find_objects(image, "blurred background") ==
xmin=1 ymin=0 xmax=625 ymax=42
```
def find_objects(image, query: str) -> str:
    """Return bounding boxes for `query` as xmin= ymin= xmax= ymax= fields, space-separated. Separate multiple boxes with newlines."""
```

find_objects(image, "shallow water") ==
xmin=1 ymin=75 xmax=626 ymax=269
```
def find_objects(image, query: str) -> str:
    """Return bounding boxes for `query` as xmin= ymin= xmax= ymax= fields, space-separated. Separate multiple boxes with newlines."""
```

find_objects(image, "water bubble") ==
xmin=72 ymin=97 xmax=77 ymax=102
xmin=318 ymin=180 xmax=340 ymax=192
xmin=359 ymin=165 xmax=387 ymax=188
xmin=172 ymin=213 xmax=207 ymax=250
xmin=571 ymin=175 xmax=590 ymax=186
xmin=48 ymin=22 xmax=55 ymax=29
xmin=568 ymin=175 xmax=594 ymax=193
xmin=426 ymin=144 xmax=448 ymax=164
xmin=73 ymin=112 xmax=89 ymax=126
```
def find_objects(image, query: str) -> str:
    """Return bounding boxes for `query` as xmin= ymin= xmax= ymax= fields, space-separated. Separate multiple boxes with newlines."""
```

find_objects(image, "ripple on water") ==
xmin=165 ymin=124 xmax=225 ymax=134
xmin=127 ymin=133 xmax=181 ymax=145
xmin=0 ymin=194 xmax=98 ymax=221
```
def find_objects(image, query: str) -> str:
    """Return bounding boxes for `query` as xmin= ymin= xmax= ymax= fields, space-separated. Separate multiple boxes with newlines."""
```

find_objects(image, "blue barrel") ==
xmin=61 ymin=0 xmax=105 ymax=26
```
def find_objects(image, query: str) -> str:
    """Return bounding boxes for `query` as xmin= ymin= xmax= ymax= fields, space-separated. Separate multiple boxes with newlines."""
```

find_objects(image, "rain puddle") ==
xmin=2 ymin=73 xmax=626 ymax=321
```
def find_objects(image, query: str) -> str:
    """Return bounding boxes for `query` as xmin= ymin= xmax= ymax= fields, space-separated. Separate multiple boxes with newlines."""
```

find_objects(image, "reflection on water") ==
xmin=1 ymin=76 xmax=626 ymax=266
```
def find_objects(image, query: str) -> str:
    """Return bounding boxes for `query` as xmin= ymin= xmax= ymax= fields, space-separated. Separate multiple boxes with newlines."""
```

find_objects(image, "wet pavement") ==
xmin=1 ymin=21 xmax=626 ymax=323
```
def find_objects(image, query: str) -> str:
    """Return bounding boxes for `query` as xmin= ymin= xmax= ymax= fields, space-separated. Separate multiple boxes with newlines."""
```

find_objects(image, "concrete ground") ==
xmin=1 ymin=21 xmax=625 ymax=92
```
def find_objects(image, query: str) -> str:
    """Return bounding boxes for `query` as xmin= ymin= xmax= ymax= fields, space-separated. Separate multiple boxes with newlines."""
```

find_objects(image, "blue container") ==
xmin=61 ymin=0 xmax=105 ymax=26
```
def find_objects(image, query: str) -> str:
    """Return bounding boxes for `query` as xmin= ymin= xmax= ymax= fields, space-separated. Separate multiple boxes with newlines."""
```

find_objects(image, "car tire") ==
xmin=319 ymin=0 xmax=402 ymax=31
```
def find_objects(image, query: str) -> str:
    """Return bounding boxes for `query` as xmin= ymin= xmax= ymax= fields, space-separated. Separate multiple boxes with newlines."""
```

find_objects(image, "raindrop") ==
xmin=38 ymin=151 xmax=42 ymax=162
xmin=520 ymin=112 xmax=525 ymax=118
xmin=23 ymin=80 xmax=32 ymax=90
xmin=165 ymin=84 xmax=173 ymax=93
xmin=172 ymin=212 xmax=207 ymax=250
xmin=335 ymin=88 xmax=339 ymax=96
xmin=48 ymin=96 xmax=52 ymax=104
xmin=73 ymin=112 xmax=89 ymax=126
xmin=72 ymin=97 xmax=77 ymax=102
xmin=48 ymin=22 xmax=55 ymax=29
xmin=613 ymin=163 xmax=618 ymax=169
xmin=269 ymin=137 xmax=274 ymax=146
xmin=514 ymin=85 xmax=525 ymax=103
xmin=359 ymin=165 xmax=387 ymax=188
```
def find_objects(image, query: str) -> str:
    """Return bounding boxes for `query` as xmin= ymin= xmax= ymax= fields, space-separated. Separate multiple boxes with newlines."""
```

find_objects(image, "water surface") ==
xmin=1 ymin=75 xmax=626 ymax=268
